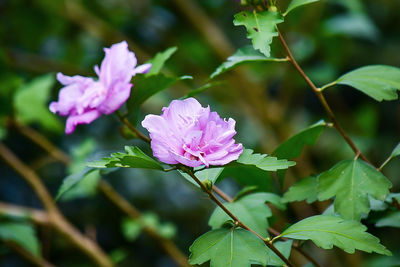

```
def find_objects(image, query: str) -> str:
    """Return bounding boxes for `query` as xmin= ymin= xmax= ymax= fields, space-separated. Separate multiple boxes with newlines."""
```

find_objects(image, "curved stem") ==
xmin=0 ymin=143 xmax=113 ymax=267
xmin=183 ymin=169 xmax=295 ymax=267
xmin=276 ymin=28 xmax=371 ymax=165
xmin=116 ymin=112 xmax=151 ymax=143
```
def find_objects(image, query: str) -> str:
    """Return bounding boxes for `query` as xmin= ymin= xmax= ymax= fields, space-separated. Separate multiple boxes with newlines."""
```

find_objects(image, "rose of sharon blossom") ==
xmin=142 ymin=98 xmax=243 ymax=167
xmin=49 ymin=41 xmax=151 ymax=134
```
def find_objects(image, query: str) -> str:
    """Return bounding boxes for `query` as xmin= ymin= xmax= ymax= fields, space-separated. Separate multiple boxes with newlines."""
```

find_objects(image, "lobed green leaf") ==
xmin=233 ymin=10 xmax=283 ymax=57
xmin=280 ymin=215 xmax=391 ymax=255
xmin=317 ymin=159 xmax=392 ymax=220
xmin=282 ymin=176 xmax=318 ymax=204
xmin=236 ymin=149 xmax=296 ymax=171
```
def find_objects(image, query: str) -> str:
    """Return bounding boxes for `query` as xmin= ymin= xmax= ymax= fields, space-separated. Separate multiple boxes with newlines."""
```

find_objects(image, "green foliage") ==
xmin=282 ymin=176 xmax=318 ymax=204
xmin=280 ymin=215 xmax=391 ymax=255
xmin=0 ymin=221 xmax=40 ymax=256
xmin=179 ymin=167 xmax=224 ymax=187
xmin=390 ymin=143 xmax=400 ymax=158
xmin=267 ymin=240 xmax=293 ymax=266
xmin=56 ymin=168 xmax=98 ymax=200
xmin=210 ymin=46 xmax=287 ymax=79
xmin=88 ymin=146 xmax=164 ymax=170
xmin=122 ymin=213 xmax=177 ymax=242
xmin=284 ymin=0 xmax=320 ymax=16
xmin=375 ymin=212 xmax=400 ymax=228
xmin=236 ymin=149 xmax=296 ymax=171
xmin=330 ymin=65 xmax=400 ymax=101
xmin=233 ymin=10 xmax=283 ymax=57
xmin=189 ymin=228 xmax=269 ymax=267
xmin=127 ymin=74 xmax=192 ymax=112
xmin=209 ymin=192 xmax=284 ymax=237
xmin=14 ymin=74 xmax=62 ymax=132
xmin=317 ymin=159 xmax=392 ymax=220
xmin=183 ymin=81 xmax=224 ymax=98
xmin=273 ymin=120 xmax=327 ymax=159
xmin=145 ymin=47 xmax=177 ymax=76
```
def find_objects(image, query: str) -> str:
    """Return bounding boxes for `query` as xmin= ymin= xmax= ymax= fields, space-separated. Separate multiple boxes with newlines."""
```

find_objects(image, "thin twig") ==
xmin=0 ymin=142 xmax=113 ymax=267
xmin=276 ymin=28 xmax=371 ymax=165
xmin=98 ymin=180 xmax=190 ymax=267
xmin=116 ymin=112 xmax=151 ymax=143
xmin=183 ymin=169 xmax=295 ymax=267
xmin=0 ymin=202 xmax=50 ymax=225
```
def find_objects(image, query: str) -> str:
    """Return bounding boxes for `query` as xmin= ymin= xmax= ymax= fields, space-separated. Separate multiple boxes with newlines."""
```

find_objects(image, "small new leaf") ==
xmin=179 ymin=167 xmax=224 ymax=188
xmin=209 ymin=192 xmax=284 ymax=237
xmin=332 ymin=65 xmax=400 ymax=101
xmin=284 ymin=0 xmax=320 ymax=16
xmin=375 ymin=212 xmax=400 ymax=228
xmin=274 ymin=120 xmax=326 ymax=159
xmin=146 ymin=47 xmax=177 ymax=76
xmin=234 ymin=10 xmax=284 ymax=57
xmin=88 ymin=146 xmax=164 ymax=170
xmin=282 ymin=176 xmax=318 ymax=204
xmin=317 ymin=159 xmax=392 ymax=220
xmin=210 ymin=46 xmax=287 ymax=79
xmin=280 ymin=215 xmax=391 ymax=255
xmin=389 ymin=142 xmax=400 ymax=159
xmin=236 ymin=149 xmax=295 ymax=171
xmin=189 ymin=228 xmax=268 ymax=267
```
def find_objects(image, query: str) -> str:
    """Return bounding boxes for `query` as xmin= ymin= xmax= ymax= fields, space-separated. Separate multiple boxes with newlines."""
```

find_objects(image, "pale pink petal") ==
xmin=97 ymin=82 xmax=132 ymax=114
xmin=133 ymin=63 xmax=152 ymax=75
xmin=65 ymin=110 xmax=101 ymax=134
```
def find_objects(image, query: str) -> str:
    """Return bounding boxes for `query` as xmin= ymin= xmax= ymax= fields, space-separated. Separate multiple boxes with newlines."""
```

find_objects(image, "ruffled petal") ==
xmin=65 ymin=110 xmax=101 ymax=134
xmin=97 ymin=82 xmax=132 ymax=114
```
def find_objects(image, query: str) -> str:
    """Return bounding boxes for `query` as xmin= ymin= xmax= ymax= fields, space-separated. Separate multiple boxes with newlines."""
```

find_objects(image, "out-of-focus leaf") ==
xmin=282 ymin=176 xmax=318 ymax=204
xmin=14 ymin=74 xmax=62 ymax=132
xmin=328 ymin=65 xmax=400 ymax=101
xmin=233 ymin=10 xmax=283 ymax=57
xmin=60 ymin=170 xmax=100 ymax=201
xmin=127 ymin=74 xmax=192 ymax=112
xmin=109 ymin=249 xmax=129 ymax=264
xmin=389 ymin=143 xmax=400 ymax=159
xmin=0 ymin=222 xmax=40 ymax=256
xmin=121 ymin=218 xmax=142 ymax=242
xmin=189 ymin=228 xmax=269 ymax=267
xmin=56 ymin=168 xmax=98 ymax=200
xmin=323 ymin=14 xmax=379 ymax=41
xmin=236 ymin=149 xmax=296 ymax=171
xmin=183 ymin=81 xmax=224 ymax=98
xmin=317 ymin=159 xmax=392 ymax=220
xmin=273 ymin=120 xmax=326 ymax=159
xmin=146 ymin=47 xmax=177 ymax=76
xmin=284 ymin=0 xmax=320 ymax=16
xmin=280 ymin=215 xmax=391 ymax=255
xmin=209 ymin=192 xmax=284 ymax=237
xmin=375 ymin=212 xmax=400 ymax=228
xmin=88 ymin=146 xmax=164 ymax=170
xmin=179 ymin=167 xmax=224 ymax=187
xmin=210 ymin=46 xmax=287 ymax=79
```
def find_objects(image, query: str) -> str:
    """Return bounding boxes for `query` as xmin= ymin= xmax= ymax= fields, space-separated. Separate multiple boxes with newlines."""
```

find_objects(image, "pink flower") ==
xmin=49 ymin=41 xmax=151 ymax=134
xmin=142 ymin=98 xmax=243 ymax=167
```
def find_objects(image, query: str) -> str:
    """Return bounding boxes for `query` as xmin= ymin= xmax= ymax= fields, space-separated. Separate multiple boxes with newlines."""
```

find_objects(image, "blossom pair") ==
xmin=50 ymin=41 xmax=243 ymax=167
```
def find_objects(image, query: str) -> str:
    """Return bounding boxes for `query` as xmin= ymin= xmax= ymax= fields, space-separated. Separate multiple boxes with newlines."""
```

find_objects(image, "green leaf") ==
xmin=390 ymin=142 xmax=400 ymax=158
xmin=14 ymin=74 xmax=62 ymax=132
xmin=331 ymin=65 xmax=400 ymax=101
xmin=210 ymin=46 xmax=287 ymax=79
xmin=317 ymin=159 xmax=392 ymax=220
xmin=121 ymin=218 xmax=143 ymax=242
xmin=209 ymin=192 xmax=284 ymax=237
xmin=273 ymin=120 xmax=326 ymax=159
xmin=280 ymin=215 xmax=391 ymax=255
xmin=236 ymin=149 xmax=296 ymax=171
xmin=0 ymin=222 xmax=40 ymax=256
xmin=88 ymin=146 xmax=164 ymax=170
xmin=179 ymin=167 xmax=224 ymax=187
xmin=183 ymin=81 xmax=224 ymax=99
xmin=146 ymin=47 xmax=177 ymax=76
xmin=282 ymin=176 xmax=318 ymax=204
xmin=375 ymin=212 xmax=400 ymax=228
xmin=284 ymin=0 xmax=320 ymax=16
xmin=189 ymin=228 xmax=268 ymax=267
xmin=233 ymin=10 xmax=284 ymax=57
xmin=127 ymin=74 xmax=192 ymax=112
xmin=60 ymin=170 xmax=101 ymax=201
xmin=56 ymin=168 xmax=98 ymax=200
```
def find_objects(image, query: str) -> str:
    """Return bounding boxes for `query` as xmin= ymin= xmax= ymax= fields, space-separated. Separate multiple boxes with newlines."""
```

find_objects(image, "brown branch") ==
xmin=0 ymin=142 xmax=113 ymax=267
xmin=98 ymin=180 xmax=190 ymax=267
xmin=276 ymin=28 xmax=371 ymax=165
xmin=14 ymin=123 xmax=189 ymax=266
xmin=183 ymin=169 xmax=295 ymax=267
xmin=0 ymin=202 xmax=50 ymax=226
xmin=117 ymin=112 xmax=151 ymax=143
xmin=3 ymin=240 xmax=55 ymax=267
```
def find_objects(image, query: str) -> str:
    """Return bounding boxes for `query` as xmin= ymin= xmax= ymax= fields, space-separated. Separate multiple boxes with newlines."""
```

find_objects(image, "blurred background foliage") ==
xmin=0 ymin=0 xmax=399 ymax=266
